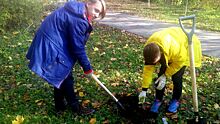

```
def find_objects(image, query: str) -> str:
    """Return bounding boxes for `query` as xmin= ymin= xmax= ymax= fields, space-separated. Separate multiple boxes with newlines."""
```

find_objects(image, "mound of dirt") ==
xmin=107 ymin=94 xmax=158 ymax=124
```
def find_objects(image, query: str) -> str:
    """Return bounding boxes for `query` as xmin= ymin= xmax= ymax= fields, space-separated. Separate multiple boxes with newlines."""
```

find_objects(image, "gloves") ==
xmin=154 ymin=74 xmax=166 ymax=90
xmin=138 ymin=90 xmax=147 ymax=104
xmin=84 ymin=69 xmax=93 ymax=78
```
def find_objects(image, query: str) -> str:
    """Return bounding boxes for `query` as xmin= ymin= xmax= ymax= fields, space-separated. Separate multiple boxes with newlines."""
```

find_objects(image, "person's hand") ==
xmin=84 ymin=70 xmax=93 ymax=78
xmin=138 ymin=91 xmax=147 ymax=104
xmin=154 ymin=74 xmax=166 ymax=90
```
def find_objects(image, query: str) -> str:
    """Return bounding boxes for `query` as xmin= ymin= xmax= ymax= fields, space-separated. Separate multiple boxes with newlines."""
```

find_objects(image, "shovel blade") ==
xmin=116 ymin=101 xmax=126 ymax=111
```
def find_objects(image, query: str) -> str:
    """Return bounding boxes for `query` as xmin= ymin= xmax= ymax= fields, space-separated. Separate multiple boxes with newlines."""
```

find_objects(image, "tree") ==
xmin=185 ymin=0 xmax=188 ymax=15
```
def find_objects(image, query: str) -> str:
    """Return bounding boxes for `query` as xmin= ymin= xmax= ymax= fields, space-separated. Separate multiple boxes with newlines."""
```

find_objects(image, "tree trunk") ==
xmin=148 ymin=0 xmax=150 ymax=7
xmin=185 ymin=0 xmax=189 ymax=15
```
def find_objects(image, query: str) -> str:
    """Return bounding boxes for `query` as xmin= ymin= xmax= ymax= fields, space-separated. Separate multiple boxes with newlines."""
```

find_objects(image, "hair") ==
xmin=143 ymin=43 xmax=161 ymax=65
xmin=89 ymin=0 xmax=106 ymax=19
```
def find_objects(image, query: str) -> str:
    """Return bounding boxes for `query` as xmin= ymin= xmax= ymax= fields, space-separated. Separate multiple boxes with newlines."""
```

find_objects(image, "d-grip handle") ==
xmin=179 ymin=15 xmax=196 ymax=45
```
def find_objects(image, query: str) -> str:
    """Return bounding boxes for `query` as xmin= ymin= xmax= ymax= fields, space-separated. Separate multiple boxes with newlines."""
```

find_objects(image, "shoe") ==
xmin=167 ymin=99 xmax=180 ymax=113
xmin=55 ymin=99 xmax=67 ymax=113
xmin=72 ymin=104 xmax=95 ymax=115
xmin=150 ymin=99 xmax=162 ymax=113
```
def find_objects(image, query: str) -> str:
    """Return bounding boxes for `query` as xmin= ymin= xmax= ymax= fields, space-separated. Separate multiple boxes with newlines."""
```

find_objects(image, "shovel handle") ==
xmin=179 ymin=15 xmax=196 ymax=45
xmin=179 ymin=15 xmax=198 ymax=113
xmin=91 ymin=74 xmax=119 ymax=102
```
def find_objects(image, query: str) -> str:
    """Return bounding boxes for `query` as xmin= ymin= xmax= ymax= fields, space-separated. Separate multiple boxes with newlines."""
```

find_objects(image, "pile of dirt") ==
xmin=107 ymin=94 xmax=158 ymax=124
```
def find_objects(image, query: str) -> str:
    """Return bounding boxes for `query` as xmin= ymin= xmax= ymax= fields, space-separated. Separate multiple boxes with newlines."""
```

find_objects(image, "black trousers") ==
xmin=54 ymin=73 xmax=79 ymax=111
xmin=155 ymin=66 xmax=186 ymax=101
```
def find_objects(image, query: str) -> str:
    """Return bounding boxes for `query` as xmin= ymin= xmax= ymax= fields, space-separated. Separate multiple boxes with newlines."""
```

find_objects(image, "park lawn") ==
xmin=107 ymin=0 xmax=220 ymax=32
xmin=0 ymin=22 xmax=219 ymax=123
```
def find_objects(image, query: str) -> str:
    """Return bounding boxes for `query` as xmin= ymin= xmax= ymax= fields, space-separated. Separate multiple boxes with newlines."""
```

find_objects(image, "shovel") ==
xmin=179 ymin=15 xmax=207 ymax=124
xmin=91 ymin=74 xmax=126 ymax=111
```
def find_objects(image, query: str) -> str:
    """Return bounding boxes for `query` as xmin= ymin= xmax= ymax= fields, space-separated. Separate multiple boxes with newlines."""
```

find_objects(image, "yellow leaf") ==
xmin=116 ymin=71 xmax=120 ymax=77
xmin=111 ymin=83 xmax=119 ymax=87
xmin=94 ymin=47 xmax=99 ymax=51
xmin=79 ymin=92 xmax=84 ymax=97
xmin=102 ymin=119 xmax=110 ymax=124
xmin=97 ymin=70 xmax=103 ymax=73
xmin=3 ymin=36 xmax=9 ymax=39
xmin=12 ymin=115 xmax=24 ymax=124
xmin=123 ymin=44 xmax=128 ymax=48
xmin=80 ymin=119 xmax=84 ymax=123
xmin=89 ymin=118 xmax=96 ymax=124
xmin=35 ymin=99 xmax=44 ymax=106
xmin=167 ymin=83 xmax=173 ymax=91
xmin=13 ymin=31 xmax=19 ymax=35
xmin=214 ymin=103 xmax=219 ymax=109
xmin=83 ymin=100 xmax=90 ymax=104
xmin=82 ymin=100 xmax=90 ymax=107
xmin=92 ymin=101 xmax=101 ymax=108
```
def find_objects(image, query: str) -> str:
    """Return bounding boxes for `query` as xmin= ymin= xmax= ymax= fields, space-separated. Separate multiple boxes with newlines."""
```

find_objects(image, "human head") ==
xmin=86 ymin=0 xmax=106 ymax=20
xmin=143 ymin=43 xmax=161 ymax=65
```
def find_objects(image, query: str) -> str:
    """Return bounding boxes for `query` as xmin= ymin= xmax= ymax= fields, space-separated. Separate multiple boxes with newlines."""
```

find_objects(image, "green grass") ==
xmin=107 ymin=0 xmax=220 ymax=32
xmin=0 ymin=23 xmax=220 ymax=123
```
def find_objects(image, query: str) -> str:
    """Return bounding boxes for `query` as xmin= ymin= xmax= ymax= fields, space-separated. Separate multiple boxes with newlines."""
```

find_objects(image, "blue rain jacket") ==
xmin=26 ymin=1 xmax=93 ymax=88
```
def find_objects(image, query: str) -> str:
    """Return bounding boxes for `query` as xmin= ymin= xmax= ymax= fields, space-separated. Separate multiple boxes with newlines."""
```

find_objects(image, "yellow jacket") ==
xmin=142 ymin=27 xmax=202 ymax=88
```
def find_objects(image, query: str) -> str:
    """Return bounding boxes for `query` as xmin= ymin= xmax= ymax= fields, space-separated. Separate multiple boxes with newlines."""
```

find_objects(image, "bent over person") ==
xmin=138 ymin=27 xmax=202 ymax=114
xmin=26 ymin=0 xmax=106 ymax=115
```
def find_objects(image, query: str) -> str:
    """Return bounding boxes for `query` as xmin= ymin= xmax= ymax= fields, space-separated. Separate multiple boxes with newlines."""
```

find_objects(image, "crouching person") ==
xmin=138 ymin=27 xmax=202 ymax=114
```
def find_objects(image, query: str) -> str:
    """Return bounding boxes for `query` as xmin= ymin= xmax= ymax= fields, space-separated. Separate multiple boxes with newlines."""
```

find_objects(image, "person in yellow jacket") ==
xmin=138 ymin=27 xmax=202 ymax=114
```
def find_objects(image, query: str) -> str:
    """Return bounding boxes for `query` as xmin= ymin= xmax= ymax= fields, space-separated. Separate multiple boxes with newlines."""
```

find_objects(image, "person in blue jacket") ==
xmin=26 ymin=0 xmax=106 ymax=115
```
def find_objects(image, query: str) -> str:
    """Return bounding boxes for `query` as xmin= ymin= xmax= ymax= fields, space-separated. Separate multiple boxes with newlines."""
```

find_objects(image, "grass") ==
xmin=107 ymin=0 xmax=220 ymax=32
xmin=0 ymin=0 xmax=220 ymax=123
xmin=0 ymin=23 xmax=220 ymax=123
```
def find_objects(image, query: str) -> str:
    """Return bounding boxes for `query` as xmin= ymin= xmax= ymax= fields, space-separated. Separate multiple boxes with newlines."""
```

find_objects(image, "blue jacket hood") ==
xmin=64 ymin=1 xmax=86 ymax=19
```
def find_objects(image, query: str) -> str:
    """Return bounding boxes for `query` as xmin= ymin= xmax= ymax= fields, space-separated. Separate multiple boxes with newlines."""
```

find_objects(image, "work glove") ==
xmin=154 ymin=74 xmax=166 ymax=90
xmin=84 ymin=69 xmax=93 ymax=78
xmin=138 ymin=90 xmax=147 ymax=104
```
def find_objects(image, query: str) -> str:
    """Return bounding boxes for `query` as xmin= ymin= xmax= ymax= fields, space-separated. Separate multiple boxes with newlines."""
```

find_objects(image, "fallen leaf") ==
xmin=3 ymin=36 xmax=9 ymax=39
xmin=123 ymin=44 xmax=128 ymax=48
xmin=214 ymin=103 xmax=219 ymax=109
xmin=110 ymin=58 xmax=117 ymax=61
xmin=111 ymin=83 xmax=119 ymax=87
xmin=82 ymin=100 xmax=90 ymax=106
xmin=12 ymin=31 xmax=19 ymax=35
xmin=23 ymin=93 xmax=30 ymax=102
xmin=166 ymin=83 xmax=173 ymax=91
xmin=12 ymin=115 xmax=24 ymax=124
xmin=116 ymin=71 xmax=120 ymax=77
xmin=79 ymin=92 xmax=84 ymax=97
xmin=35 ymin=99 xmax=44 ymax=106
xmin=102 ymin=119 xmax=110 ymax=124
xmin=89 ymin=118 xmax=96 ymax=124
xmin=94 ymin=47 xmax=99 ymax=51
xmin=92 ymin=101 xmax=101 ymax=108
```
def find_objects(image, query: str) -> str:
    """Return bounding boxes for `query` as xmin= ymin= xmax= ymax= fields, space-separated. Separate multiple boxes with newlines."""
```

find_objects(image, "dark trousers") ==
xmin=156 ymin=66 xmax=186 ymax=101
xmin=54 ymin=73 xmax=78 ymax=111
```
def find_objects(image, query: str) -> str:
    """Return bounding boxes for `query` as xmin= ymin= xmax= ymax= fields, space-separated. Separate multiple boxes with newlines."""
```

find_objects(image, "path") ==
xmin=97 ymin=12 xmax=220 ymax=58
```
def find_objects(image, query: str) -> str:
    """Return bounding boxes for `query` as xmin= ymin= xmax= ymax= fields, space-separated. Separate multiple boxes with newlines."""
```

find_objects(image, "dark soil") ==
xmin=107 ymin=94 xmax=158 ymax=124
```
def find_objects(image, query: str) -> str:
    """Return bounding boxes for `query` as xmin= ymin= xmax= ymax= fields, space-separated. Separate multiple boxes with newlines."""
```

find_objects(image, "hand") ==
xmin=138 ymin=91 xmax=147 ymax=104
xmin=84 ymin=70 xmax=93 ymax=78
xmin=154 ymin=74 xmax=166 ymax=90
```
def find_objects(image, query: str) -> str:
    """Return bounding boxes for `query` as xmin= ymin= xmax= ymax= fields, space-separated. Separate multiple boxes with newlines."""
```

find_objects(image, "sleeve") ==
xmin=165 ymin=61 xmax=184 ymax=77
xmin=68 ymin=20 xmax=92 ymax=72
xmin=142 ymin=65 xmax=155 ymax=88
